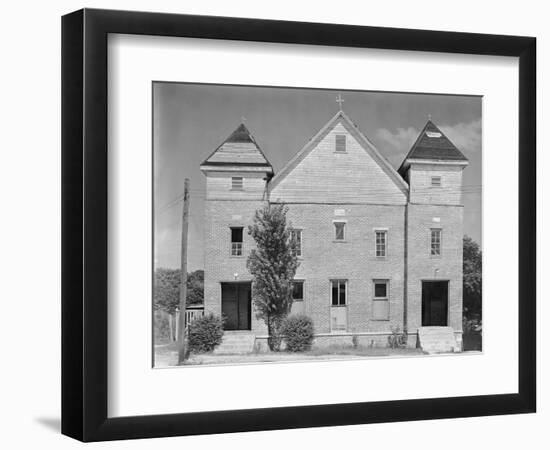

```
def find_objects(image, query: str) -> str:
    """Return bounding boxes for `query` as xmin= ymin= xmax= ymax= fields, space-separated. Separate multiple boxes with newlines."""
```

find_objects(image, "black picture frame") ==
xmin=61 ymin=8 xmax=536 ymax=442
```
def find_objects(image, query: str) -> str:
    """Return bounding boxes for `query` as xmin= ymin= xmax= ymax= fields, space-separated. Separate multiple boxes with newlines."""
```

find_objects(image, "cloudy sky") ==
xmin=154 ymin=83 xmax=481 ymax=270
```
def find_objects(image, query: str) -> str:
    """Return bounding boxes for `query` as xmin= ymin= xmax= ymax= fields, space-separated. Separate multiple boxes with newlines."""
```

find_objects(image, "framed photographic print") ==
xmin=61 ymin=8 xmax=536 ymax=442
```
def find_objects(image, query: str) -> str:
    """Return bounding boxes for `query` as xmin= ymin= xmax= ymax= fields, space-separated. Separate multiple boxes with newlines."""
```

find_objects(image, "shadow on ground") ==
xmin=35 ymin=417 xmax=61 ymax=433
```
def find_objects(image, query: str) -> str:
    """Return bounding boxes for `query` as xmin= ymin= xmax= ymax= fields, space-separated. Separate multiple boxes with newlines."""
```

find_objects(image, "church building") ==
xmin=200 ymin=108 xmax=468 ymax=350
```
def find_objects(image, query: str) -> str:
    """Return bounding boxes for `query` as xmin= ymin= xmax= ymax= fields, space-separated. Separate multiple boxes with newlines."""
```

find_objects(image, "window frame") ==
xmin=291 ymin=280 xmax=304 ymax=302
xmin=431 ymin=175 xmax=442 ymax=187
xmin=333 ymin=221 xmax=346 ymax=241
xmin=372 ymin=279 xmax=390 ymax=321
xmin=334 ymin=134 xmax=347 ymax=153
xmin=430 ymin=228 xmax=442 ymax=256
xmin=331 ymin=279 xmax=347 ymax=306
xmin=230 ymin=226 xmax=244 ymax=256
xmin=375 ymin=229 xmax=387 ymax=258
xmin=231 ymin=176 xmax=244 ymax=190
xmin=290 ymin=228 xmax=303 ymax=257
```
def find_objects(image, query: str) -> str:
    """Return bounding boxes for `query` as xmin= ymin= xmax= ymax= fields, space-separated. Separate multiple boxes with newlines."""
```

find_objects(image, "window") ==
xmin=373 ymin=280 xmax=390 ymax=320
xmin=331 ymin=279 xmax=347 ymax=306
xmin=292 ymin=281 xmax=304 ymax=301
xmin=375 ymin=230 xmax=387 ymax=257
xmin=335 ymin=134 xmax=346 ymax=152
xmin=230 ymin=227 xmax=243 ymax=256
xmin=430 ymin=228 xmax=442 ymax=256
xmin=334 ymin=222 xmax=346 ymax=241
xmin=231 ymin=176 xmax=243 ymax=190
xmin=290 ymin=229 xmax=302 ymax=257
xmin=431 ymin=176 xmax=442 ymax=187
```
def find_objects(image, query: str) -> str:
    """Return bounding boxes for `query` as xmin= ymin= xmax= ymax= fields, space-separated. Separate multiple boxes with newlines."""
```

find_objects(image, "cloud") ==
xmin=374 ymin=118 xmax=482 ymax=167
xmin=375 ymin=127 xmax=418 ymax=153
xmin=439 ymin=119 xmax=482 ymax=156
xmin=374 ymin=126 xmax=419 ymax=167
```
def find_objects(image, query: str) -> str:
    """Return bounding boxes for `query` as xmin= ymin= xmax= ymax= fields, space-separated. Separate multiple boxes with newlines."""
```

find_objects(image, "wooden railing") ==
xmin=172 ymin=305 xmax=205 ymax=340
xmin=185 ymin=305 xmax=204 ymax=325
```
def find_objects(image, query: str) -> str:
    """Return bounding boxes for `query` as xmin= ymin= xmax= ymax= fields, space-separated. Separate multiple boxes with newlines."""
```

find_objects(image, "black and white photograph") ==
xmin=1 ymin=0 xmax=542 ymax=447
xmin=152 ymin=84 xmax=482 ymax=367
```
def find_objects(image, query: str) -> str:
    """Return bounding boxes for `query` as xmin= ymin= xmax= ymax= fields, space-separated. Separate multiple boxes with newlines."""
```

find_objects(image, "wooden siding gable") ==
xmin=269 ymin=111 xmax=409 ymax=204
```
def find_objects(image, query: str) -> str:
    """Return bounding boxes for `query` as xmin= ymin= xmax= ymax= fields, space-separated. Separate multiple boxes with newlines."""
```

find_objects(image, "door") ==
xmin=330 ymin=279 xmax=348 ymax=332
xmin=421 ymin=281 xmax=449 ymax=326
xmin=221 ymin=282 xmax=251 ymax=330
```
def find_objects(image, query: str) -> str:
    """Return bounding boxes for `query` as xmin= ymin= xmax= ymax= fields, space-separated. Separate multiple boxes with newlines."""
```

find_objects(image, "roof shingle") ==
xmin=201 ymin=123 xmax=272 ymax=167
xmin=398 ymin=120 xmax=468 ymax=175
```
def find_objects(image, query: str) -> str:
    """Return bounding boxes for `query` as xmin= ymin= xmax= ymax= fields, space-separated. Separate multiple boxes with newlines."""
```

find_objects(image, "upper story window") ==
xmin=375 ymin=230 xmax=387 ymax=257
xmin=290 ymin=229 xmax=302 ymax=257
xmin=331 ymin=279 xmax=347 ymax=306
xmin=292 ymin=281 xmax=304 ymax=301
xmin=230 ymin=227 xmax=243 ymax=256
xmin=231 ymin=176 xmax=243 ymax=190
xmin=335 ymin=134 xmax=347 ymax=153
xmin=430 ymin=228 xmax=442 ymax=256
xmin=334 ymin=221 xmax=346 ymax=241
xmin=431 ymin=176 xmax=442 ymax=187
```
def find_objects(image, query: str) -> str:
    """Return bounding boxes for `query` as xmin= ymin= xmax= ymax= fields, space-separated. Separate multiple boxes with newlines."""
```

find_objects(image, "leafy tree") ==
xmin=154 ymin=268 xmax=181 ymax=314
xmin=153 ymin=268 xmax=204 ymax=314
xmin=463 ymin=236 xmax=482 ymax=319
xmin=186 ymin=270 xmax=204 ymax=305
xmin=247 ymin=203 xmax=300 ymax=351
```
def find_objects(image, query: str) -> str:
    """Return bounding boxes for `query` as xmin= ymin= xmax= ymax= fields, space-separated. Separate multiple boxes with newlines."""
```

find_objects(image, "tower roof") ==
xmin=201 ymin=123 xmax=272 ymax=170
xmin=398 ymin=120 xmax=468 ymax=175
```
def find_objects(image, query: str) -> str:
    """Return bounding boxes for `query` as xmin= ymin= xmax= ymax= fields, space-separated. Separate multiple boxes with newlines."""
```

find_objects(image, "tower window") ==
xmin=430 ymin=228 xmax=442 ymax=256
xmin=231 ymin=227 xmax=243 ymax=256
xmin=231 ymin=176 xmax=243 ymax=190
xmin=335 ymin=134 xmax=347 ymax=152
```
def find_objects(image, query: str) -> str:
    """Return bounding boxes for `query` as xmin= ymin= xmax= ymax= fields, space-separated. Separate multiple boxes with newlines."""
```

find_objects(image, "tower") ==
xmin=200 ymin=124 xmax=273 ymax=331
xmin=398 ymin=120 xmax=469 ymax=340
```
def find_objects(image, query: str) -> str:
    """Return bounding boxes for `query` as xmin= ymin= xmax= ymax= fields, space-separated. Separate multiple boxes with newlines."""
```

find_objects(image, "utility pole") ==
xmin=177 ymin=178 xmax=190 ymax=364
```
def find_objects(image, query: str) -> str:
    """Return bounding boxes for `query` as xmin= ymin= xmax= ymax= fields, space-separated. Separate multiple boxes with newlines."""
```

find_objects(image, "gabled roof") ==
xmin=269 ymin=110 xmax=409 ymax=195
xmin=201 ymin=123 xmax=273 ymax=169
xmin=398 ymin=120 xmax=468 ymax=176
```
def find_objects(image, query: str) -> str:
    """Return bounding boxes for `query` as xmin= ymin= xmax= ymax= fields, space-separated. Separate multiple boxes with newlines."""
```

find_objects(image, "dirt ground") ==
xmin=153 ymin=343 xmax=425 ymax=368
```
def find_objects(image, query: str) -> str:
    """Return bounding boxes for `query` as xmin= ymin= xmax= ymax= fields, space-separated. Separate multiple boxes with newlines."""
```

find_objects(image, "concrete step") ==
xmin=418 ymin=327 xmax=460 ymax=354
xmin=213 ymin=332 xmax=256 ymax=355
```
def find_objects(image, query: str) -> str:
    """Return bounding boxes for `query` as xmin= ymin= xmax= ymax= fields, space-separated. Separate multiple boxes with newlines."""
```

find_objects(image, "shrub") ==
xmin=153 ymin=310 xmax=173 ymax=343
xmin=387 ymin=327 xmax=407 ymax=349
xmin=281 ymin=314 xmax=314 ymax=352
xmin=187 ymin=314 xmax=224 ymax=354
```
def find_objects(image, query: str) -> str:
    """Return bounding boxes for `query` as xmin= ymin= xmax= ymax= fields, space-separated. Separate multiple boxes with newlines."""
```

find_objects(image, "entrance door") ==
xmin=421 ymin=281 xmax=449 ymax=326
xmin=221 ymin=282 xmax=251 ymax=330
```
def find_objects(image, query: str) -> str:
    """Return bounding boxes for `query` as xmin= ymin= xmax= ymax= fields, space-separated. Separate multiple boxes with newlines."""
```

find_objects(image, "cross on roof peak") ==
xmin=336 ymin=94 xmax=345 ymax=110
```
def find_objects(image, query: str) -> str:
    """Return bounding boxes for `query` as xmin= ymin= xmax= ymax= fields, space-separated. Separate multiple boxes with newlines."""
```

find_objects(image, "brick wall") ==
xmin=203 ymin=198 xmax=268 ymax=334
xmin=406 ymin=203 xmax=464 ymax=332
xmin=409 ymin=164 xmax=464 ymax=205
xmin=201 ymin=117 xmax=466 ymax=344
xmin=275 ymin=203 xmax=406 ymax=334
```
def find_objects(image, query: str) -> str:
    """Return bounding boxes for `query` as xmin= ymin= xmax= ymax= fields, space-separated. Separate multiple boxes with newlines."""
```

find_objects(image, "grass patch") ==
xmin=176 ymin=345 xmax=423 ymax=366
xmin=306 ymin=343 xmax=421 ymax=357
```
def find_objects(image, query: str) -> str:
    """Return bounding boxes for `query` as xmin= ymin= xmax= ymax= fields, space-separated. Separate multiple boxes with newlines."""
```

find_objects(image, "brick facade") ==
xmin=280 ymin=203 xmax=406 ymax=335
xmin=200 ymin=112 xmax=468 ymax=348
